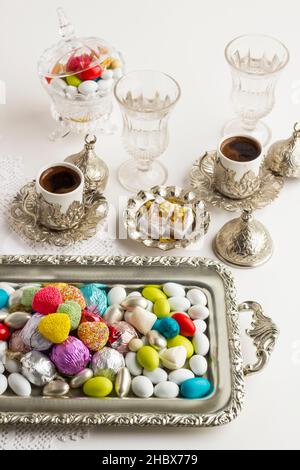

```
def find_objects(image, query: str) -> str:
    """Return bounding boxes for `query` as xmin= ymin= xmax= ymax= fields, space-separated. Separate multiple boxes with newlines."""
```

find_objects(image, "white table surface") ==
xmin=1 ymin=0 xmax=300 ymax=450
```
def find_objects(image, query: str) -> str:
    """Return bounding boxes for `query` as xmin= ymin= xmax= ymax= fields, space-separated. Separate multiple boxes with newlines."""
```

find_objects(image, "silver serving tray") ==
xmin=0 ymin=255 xmax=279 ymax=427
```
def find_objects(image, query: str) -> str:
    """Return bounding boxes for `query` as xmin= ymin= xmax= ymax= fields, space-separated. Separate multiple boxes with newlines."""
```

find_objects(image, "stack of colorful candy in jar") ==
xmin=47 ymin=48 xmax=123 ymax=100
xmin=0 ymin=281 xmax=212 ymax=400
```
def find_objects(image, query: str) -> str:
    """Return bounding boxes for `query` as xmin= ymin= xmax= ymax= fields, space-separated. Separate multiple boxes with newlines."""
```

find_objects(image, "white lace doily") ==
xmin=0 ymin=424 xmax=89 ymax=450
xmin=0 ymin=155 xmax=130 ymax=449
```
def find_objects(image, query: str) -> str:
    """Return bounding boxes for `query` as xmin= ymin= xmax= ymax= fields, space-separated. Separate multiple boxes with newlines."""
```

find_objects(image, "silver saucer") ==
xmin=189 ymin=151 xmax=284 ymax=212
xmin=9 ymin=182 xmax=108 ymax=247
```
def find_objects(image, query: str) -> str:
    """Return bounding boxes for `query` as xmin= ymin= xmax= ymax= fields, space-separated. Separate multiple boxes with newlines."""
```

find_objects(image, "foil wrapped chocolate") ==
xmin=115 ymin=366 xmax=131 ymax=398
xmin=9 ymin=330 xmax=31 ymax=354
xmin=21 ymin=350 xmax=57 ymax=386
xmin=20 ymin=313 xmax=53 ymax=351
xmin=91 ymin=347 xmax=125 ymax=381
xmin=80 ymin=309 xmax=102 ymax=323
xmin=80 ymin=284 xmax=107 ymax=316
xmin=8 ymin=289 xmax=24 ymax=312
xmin=50 ymin=336 xmax=91 ymax=376
xmin=109 ymin=321 xmax=138 ymax=354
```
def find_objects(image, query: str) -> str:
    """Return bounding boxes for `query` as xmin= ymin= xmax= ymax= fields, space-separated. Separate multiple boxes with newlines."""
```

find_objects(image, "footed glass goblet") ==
xmin=114 ymin=70 xmax=181 ymax=191
xmin=224 ymin=35 xmax=289 ymax=146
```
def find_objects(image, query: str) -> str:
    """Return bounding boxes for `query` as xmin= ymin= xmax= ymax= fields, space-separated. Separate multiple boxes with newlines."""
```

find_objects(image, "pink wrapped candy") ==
xmin=50 ymin=336 xmax=91 ymax=376
xmin=9 ymin=330 xmax=31 ymax=354
xmin=109 ymin=321 xmax=138 ymax=354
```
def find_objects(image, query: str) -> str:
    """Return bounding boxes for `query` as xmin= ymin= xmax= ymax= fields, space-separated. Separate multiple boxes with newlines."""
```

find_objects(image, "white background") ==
xmin=1 ymin=0 xmax=300 ymax=450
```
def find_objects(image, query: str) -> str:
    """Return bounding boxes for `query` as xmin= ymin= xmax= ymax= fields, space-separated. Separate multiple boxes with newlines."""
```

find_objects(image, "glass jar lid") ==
xmin=38 ymin=8 xmax=122 ymax=81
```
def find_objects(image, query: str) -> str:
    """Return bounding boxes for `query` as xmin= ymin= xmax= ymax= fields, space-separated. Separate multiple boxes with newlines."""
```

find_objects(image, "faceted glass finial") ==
xmin=57 ymin=7 xmax=75 ymax=40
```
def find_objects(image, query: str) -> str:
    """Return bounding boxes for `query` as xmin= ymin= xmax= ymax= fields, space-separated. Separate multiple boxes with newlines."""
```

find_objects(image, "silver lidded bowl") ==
xmin=124 ymin=185 xmax=210 ymax=250
xmin=265 ymin=123 xmax=300 ymax=178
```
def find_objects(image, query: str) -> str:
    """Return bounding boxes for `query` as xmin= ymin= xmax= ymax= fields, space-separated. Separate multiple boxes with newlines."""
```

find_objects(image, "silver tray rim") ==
xmin=0 ymin=255 xmax=244 ymax=427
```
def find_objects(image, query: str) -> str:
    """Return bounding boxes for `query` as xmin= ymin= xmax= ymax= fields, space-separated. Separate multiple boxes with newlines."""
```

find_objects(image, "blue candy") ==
xmin=180 ymin=377 xmax=212 ymax=399
xmin=152 ymin=319 xmax=161 ymax=331
xmin=155 ymin=317 xmax=180 ymax=339
xmin=0 ymin=289 xmax=9 ymax=309
xmin=80 ymin=284 xmax=107 ymax=316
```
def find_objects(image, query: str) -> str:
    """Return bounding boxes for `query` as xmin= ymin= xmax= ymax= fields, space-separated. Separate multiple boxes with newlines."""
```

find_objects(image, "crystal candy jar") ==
xmin=38 ymin=8 xmax=124 ymax=140
xmin=224 ymin=35 xmax=289 ymax=146
xmin=114 ymin=70 xmax=181 ymax=192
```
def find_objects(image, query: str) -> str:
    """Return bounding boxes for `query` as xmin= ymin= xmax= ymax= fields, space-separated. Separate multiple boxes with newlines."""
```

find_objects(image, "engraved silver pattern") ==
xmin=124 ymin=185 xmax=210 ymax=250
xmin=190 ymin=151 xmax=284 ymax=212
xmin=213 ymin=209 xmax=273 ymax=268
xmin=65 ymin=135 xmax=109 ymax=193
xmin=215 ymin=158 xmax=261 ymax=199
xmin=238 ymin=301 xmax=280 ymax=375
xmin=9 ymin=182 xmax=108 ymax=247
xmin=0 ymin=255 xmax=278 ymax=427
xmin=265 ymin=122 xmax=300 ymax=178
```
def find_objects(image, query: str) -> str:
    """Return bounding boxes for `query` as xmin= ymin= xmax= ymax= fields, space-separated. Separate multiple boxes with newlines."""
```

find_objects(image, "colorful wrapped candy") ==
xmin=0 ymin=279 xmax=211 ymax=401
xmin=109 ymin=321 xmax=138 ymax=354
xmin=50 ymin=336 xmax=91 ymax=376
xmin=80 ymin=284 xmax=107 ymax=316
xmin=20 ymin=313 xmax=53 ymax=351
xmin=91 ymin=347 xmax=125 ymax=381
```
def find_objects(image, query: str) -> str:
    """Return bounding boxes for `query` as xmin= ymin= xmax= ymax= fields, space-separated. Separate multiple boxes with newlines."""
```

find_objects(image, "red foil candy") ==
xmin=0 ymin=323 xmax=10 ymax=341
xmin=80 ymin=309 xmax=102 ymax=323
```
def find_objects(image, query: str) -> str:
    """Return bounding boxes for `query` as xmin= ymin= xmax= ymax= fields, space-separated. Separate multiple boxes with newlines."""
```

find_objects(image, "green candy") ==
xmin=21 ymin=287 xmax=40 ymax=308
xmin=83 ymin=377 xmax=113 ymax=398
xmin=154 ymin=298 xmax=171 ymax=318
xmin=57 ymin=300 xmax=81 ymax=330
xmin=66 ymin=75 xmax=82 ymax=87
xmin=142 ymin=287 xmax=166 ymax=303
xmin=137 ymin=346 xmax=160 ymax=371
xmin=167 ymin=335 xmax=194 ymax=359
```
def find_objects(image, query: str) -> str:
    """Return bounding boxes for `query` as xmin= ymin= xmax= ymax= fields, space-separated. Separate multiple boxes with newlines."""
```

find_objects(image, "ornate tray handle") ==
xmin=238 ymin=301 xmax=279 ymax=376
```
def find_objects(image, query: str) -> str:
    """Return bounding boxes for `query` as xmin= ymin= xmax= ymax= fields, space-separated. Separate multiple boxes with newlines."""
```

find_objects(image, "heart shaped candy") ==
xmin=38 ymin=313 xmax=71 ymax=344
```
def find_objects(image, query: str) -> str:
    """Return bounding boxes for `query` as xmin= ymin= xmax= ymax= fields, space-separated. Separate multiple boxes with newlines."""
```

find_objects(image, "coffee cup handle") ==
xmin=198 ymin=152 xmax=216 ymax=183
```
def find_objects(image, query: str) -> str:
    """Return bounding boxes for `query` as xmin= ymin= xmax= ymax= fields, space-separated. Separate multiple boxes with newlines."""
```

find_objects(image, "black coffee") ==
xmin=221 ymin=136 xmax=261 ymax=162
xmin=39 ymin=166 xmax=81 ymax=194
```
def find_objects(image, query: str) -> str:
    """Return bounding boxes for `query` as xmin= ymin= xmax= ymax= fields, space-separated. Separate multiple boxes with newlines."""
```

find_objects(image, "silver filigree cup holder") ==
xmin=37 ymin=195 xmax=86 ymax=231
xmin=9 ymin=182 xmax=108 ymax=247
xmin=190 ymin=151 xmax=284 ymax=267
xmin=214 ymin=155 xmax=261 ymax=200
